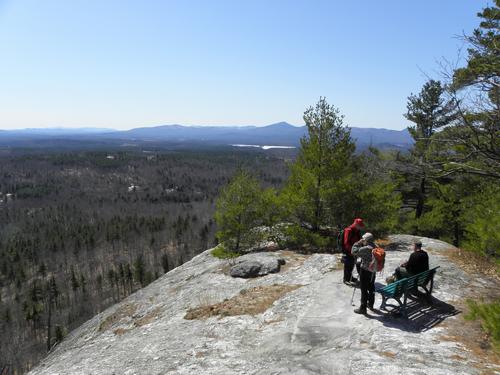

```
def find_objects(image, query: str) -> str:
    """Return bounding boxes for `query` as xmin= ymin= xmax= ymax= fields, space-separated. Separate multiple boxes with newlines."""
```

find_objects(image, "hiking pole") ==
xmin=350 ymin=257 xmax=360 ymax=306
xmin=350 ymin=281 xmax=357 ymax=306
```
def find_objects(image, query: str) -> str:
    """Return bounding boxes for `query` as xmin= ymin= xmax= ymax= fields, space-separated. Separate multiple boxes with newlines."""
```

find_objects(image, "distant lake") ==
xmin=231 ymin=144 xmax=296 ymax=150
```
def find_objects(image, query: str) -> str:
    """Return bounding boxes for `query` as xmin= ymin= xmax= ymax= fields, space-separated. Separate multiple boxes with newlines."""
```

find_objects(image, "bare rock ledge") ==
xmin=28 ymin=235 xmax=499 ymax=375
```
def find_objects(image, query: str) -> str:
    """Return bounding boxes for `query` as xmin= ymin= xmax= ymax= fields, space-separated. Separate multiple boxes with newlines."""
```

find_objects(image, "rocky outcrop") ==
xmin=230 ymin=252 xmax=286 ymax=278
xmin=28 ymin=236 xmax=499 ymax=375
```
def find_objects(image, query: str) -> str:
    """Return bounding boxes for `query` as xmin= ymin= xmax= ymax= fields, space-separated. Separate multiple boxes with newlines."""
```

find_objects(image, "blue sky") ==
xmin=0 ymin=0 xmax=483 ymax=130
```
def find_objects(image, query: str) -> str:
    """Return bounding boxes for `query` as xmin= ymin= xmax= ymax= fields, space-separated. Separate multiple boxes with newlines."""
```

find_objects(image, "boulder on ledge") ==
xmin=230 ymin=253 xmax=286 ymax=278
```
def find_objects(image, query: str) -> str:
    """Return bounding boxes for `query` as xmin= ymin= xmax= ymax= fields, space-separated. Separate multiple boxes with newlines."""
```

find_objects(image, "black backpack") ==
xmin=337 ymin=227 xmax=351 ymax=253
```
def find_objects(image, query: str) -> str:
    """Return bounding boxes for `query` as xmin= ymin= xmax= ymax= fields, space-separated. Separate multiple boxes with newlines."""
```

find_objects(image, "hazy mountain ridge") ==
xmin=0 ymin=122 xmax=413 ymax=150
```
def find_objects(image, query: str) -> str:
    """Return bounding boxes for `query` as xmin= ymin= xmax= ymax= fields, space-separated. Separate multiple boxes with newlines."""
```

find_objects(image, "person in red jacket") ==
xmin=342 ymin=218 xmax=364 ymax=284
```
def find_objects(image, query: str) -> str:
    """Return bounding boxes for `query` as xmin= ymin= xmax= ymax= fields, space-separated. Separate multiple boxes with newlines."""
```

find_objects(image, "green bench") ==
xmin=376 ymin=266 xmax=440 ymax=316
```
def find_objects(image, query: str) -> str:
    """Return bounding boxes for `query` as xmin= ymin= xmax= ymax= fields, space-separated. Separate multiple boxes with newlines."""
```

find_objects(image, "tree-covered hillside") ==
xmin=0 ymin=149 xmax=290 ymax=373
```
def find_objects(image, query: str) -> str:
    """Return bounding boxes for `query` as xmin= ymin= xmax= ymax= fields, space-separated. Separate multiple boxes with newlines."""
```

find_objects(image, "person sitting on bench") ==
xmin=387 ymin=240 xmax=429 ymax=283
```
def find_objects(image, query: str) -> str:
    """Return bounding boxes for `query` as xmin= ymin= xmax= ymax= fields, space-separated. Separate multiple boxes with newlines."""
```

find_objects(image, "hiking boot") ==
xmin=344 ymin=280 xmax=358 ymax=287
xmin=368 ymin=305 xmax=375 ymax=311
xmin=354 ymin=307 xmax=367 ymax=314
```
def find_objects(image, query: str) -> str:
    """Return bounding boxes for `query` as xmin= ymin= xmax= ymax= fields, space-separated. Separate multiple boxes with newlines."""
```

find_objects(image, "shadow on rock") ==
xmin=367 ymin=295 xmax=460 ymax=333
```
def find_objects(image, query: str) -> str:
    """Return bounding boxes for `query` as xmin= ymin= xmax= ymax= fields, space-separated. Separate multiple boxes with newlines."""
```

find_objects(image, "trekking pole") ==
xmin=351 ymin=277 xmax=358 ymax=306
xmin=349 ymin=257 xmax=360 ymax=306
xmin=350 ymin=281 xmax=357 ymax=306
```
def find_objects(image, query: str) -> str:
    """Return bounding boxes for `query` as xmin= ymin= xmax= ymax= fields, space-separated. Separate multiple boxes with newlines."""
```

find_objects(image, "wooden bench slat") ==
xmin=376 ymin=266 xmax=440 ymax=316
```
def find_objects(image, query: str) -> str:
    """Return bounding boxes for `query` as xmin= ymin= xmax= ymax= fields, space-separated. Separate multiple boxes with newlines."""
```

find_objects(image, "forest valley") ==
xmin=1 ymin=1 xmax=499 ymax=374
xmin=0 ymin=149 xmax=290 ymax=372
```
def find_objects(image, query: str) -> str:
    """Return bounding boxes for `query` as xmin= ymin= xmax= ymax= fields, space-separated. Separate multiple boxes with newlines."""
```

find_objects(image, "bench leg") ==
xmin=421 ymin=275 xmax=435 ymax=303
xmin=429 ymin=275 xmax=434 ymax=294
xmin=380 ymin=296 xmax=387 ymax=310
xmin=401 ymin=293 xmax=408 ymax=318
xmin=420 ymin=286 xmax=432 ymax=304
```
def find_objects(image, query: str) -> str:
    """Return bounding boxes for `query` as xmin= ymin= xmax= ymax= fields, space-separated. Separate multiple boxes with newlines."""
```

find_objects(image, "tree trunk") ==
xmin=415 ymin=177 xmax=426 ymax=219
xmin=314 ymin=172 xmax=321 ymax=231
xmin=314 ymin=127 xmax=323 ymax=232
xmin=235 ymin=214 xmax=242 ymax=252
xmin=235 ymin=233 xmax=240 ymax=253
xmin=46 ymin=294 xmax=52 ymax=352
xmin=453 ymin=204 xmax=460 ymax=247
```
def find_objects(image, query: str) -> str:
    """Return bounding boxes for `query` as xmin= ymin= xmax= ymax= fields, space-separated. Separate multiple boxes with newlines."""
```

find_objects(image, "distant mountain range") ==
xmin=0 ymin=122 xmax=413 ymax=150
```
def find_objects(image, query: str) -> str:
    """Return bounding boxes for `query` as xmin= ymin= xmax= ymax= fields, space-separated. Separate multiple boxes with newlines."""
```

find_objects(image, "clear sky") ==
xmin=0 ymin=0 xmax=483 ymax=130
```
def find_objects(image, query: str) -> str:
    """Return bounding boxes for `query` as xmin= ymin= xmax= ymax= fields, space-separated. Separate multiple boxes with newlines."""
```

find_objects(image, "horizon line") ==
xmin=0 ymin=122 xmax=409 ymax=132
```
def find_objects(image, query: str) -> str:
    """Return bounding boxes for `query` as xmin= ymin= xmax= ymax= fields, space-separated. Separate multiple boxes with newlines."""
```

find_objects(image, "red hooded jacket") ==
xmin=343 ymin=224 xmax=361 ymax=255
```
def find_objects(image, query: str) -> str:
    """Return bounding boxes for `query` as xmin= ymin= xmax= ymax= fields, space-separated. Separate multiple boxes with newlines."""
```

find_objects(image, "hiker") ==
xmin=342 ymin=218 xmax=364 ymax=285
xmin=351 ymin=232 xmax=377 ymax=314
xmin=387 ymin=240 xmax=429 ymax=283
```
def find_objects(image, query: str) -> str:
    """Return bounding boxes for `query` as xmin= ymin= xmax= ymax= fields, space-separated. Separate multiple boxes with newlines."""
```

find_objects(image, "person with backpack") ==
xmin=341 ymin=218 xmax=364 ymax=285
xmin=351 ymin=232 xmax=385 ymax=314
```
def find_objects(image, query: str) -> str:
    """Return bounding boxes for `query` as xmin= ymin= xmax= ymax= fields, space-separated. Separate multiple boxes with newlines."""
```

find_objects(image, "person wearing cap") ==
xmin=387 ymin=240 xmax=429 ymax=283
xmin=342 ymin=218 xmax=364 ymax=284
xmin=351 ymin=232 xmax=377 ymax=314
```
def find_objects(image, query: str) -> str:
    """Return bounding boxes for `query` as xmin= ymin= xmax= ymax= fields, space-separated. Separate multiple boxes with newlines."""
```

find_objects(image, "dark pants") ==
xmin=359 ymin=267 xmax=375 ymax=309
xmin=395 ymin=266 xmax=411 ymax=280
xmin=343 ymin=254 xmax=361 ymax=282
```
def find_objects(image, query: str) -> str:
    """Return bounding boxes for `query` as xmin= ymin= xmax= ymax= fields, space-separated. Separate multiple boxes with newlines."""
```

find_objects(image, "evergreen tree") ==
xmin=403 ymin=80 xmax=456 ymax=218
xmin=284 ymin=97 xmax=355 ymax=232
xmin=125 ymin=263 xmax=133 ymax=293
xmin=46 ymin=276 xmax=58 ymax=352
xmin=462 ymin=183 xmax=500 ymax=257
xmin=70 ymin=266 xmax=80 ymax=292
xmin=80 ymin=274 xmax=87 ymax=295
xmin=54 ymin=325 xmax=65 ymax=345
xmin=3 ymin=307 xmax=11 ymax=324
xmin=133 ymin=255 xmax=146 ymax=287
xmin=96 ymin=273 xmax=103 ymax=293
xmin=350 ymin=150 xmax=402 ymax=236
xmin=214 ymin=170 xmax=264 ymax=252
xmin=445 ymin=0 xmax=500 ymax=178
xmin=161 ymin=253 xmax=169 ymax=273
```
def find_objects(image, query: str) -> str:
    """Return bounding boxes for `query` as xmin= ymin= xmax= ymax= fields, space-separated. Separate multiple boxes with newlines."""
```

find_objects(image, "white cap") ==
xmin=362 ymin=232 xmax=374 ymax=241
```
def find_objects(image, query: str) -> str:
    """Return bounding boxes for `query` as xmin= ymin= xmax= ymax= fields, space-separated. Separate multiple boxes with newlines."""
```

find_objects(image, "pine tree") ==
xmin=350 ymin=150 xmax=402 ymax=236
xmin=214 ymin=170 xmax=264 ymax=252
xmin=284 ymin=97 xmax=355 ymax=232
xmin=80 ymin=274 xmax=87 ymax=295
xmin=403 ymin=80 xmax=456 ymax=218
xmin=125 ymin=263 xmax=133 ymax=293
xmin=107 ymin=268 xmax=116 ymax=300
xmin=70 ymin=266 xmax=80 ymax=292
xmin=54 ymin=325 xmax=65 ymax=345
xmin=46 ymin=276 xmax=58 ymax=352
xmin=133 ymin=255 xmax=146 ymax=287
xmin=161 ymin=253 xmax=169 ymax=273
xmin=445 ymin=0 xmax=500 ymax=178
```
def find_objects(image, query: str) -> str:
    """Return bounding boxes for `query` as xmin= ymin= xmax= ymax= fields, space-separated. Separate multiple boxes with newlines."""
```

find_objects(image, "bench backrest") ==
xmin=379 ymin=266 xmax=440 ymax=297
xmin=404 ymin=266 xmax=440 ymax=291
xmin=380 ymin=278 xmax=408 ymax=297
